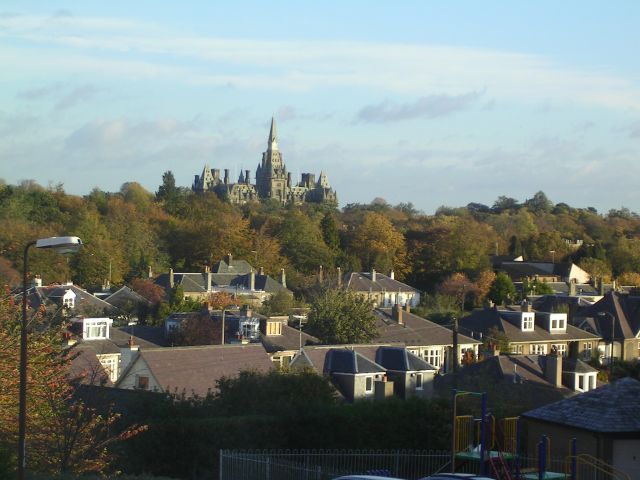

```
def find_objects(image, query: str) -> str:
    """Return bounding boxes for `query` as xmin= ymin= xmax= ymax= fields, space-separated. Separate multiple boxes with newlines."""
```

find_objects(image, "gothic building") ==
xmin=193 ymin=118 xmax=337 ymax=205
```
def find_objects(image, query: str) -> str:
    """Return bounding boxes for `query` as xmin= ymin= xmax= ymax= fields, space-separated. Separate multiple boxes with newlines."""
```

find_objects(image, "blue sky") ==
xmin=1 ymin=1 xmax=639 ymax=213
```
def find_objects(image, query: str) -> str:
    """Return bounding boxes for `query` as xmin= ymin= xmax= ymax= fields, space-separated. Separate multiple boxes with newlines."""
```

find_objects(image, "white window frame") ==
xmin=415 ymin=373 xmax=423 ymax=390
xmin=530 ymin=343 xmax=547 ymax=355
xmin=365 ymin=376 xmax=374 ymax=393
xmin=522 ymin=313 xmax=534 ymax=331
xmin=582 ymin=342 xmax=593 ymax=360
xmin=510 ymin=344 xmax=524 ymax=354
xmin=551 ymin=344 xmax=567 ymax=357
xmin=99 ymin=356 xmax=119 ymax=383
xmin=424 ymin=348 xmax=441 ymax=368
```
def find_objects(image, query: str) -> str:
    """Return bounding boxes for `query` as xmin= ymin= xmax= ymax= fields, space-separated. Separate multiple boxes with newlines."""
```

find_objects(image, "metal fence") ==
xmin=219 ymin=450 xmax=453 ymax=480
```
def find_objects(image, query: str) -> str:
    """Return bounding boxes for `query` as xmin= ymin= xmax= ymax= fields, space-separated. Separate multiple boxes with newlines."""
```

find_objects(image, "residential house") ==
xmin=115 ymin=343 xmax=273 ymax=397
xmin=578 ymin=291 xmax=640 ymax=363
xmin=497 ymin=260 xmax=591 ymax=284
xmin=260 ymin=315 xmax=319 ymax=367
xmin=154 ymin=256 xmax=290 ymax=305
xmin=459 ymin=303 xmax=601 ymax=359
xmin=291 ymin=344 xmax=436 ymax=401
xmin=346 ymin=270 xmax=420 ymax=308
xmin=522 ymin=377 xmax=640 ymax=479
xmin=375 ymin=305 xmax=480 ymax=372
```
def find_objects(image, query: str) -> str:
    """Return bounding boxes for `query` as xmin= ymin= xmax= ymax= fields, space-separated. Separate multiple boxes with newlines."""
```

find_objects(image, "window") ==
xmin=551 ymin=344 xmax=567 ymax=356
xmin=83 ymin=319 xmax=109 ymax=340
xmin=415 ymin=373 xmax=423 ymax=390
xmin=510 ymin=344 xmax=524 ymax=354
xmin=550 ymin=316 xmax=566 ymax=331
xmin=365 ymin=376 xmax=374 ymax=393
xmin=424 ymin=348 xmax=441 ymax=368
xmin=583 ymin=342 xmax=593 ymax=360
xmin=577 ymin=374 xmax=585 ymax=391
xmin=530 ymin=344 xmax=547 ymax=355
xmin=136 ymin=375 xmax=149 ymax=390
xmin=522 ymin=314 xmax=534 ymax=331
xmin=99 ymin=357 xmax=119 ymax=383
xmin=63 ymin=297 xmax=74 ymax=309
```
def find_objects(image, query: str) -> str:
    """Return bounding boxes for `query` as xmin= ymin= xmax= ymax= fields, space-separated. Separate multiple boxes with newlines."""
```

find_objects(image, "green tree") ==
xmin=307 ymin=289 xmax=377 ymax=344
xmin=320 ymin=212 xmax=340 ymax=250
xmin=260 ymin=291 xmax=297 ymax=316
xmin=487 ymin=272 xmax=517 ymax=305
xmin=278 ymin=209 xmax=335 ymax=274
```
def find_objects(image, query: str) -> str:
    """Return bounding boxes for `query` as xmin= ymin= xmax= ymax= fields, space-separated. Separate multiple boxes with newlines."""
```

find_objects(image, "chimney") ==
xmin=245 ymin=169 xmax=251 ymax=184
xmin=389 ymin=270 xmax=395 ymax=280
xmin=318 ymin=265 xmax=324 ymax=283
xmin=371 ymin=268 xmax=377 ymax=282
xmin=120 ymin=338 xmax=140 ymax=373
xmin=148 ymin=266 xmax=153 ymax=278
xmin=33 ymin=274 xmax=42 ymax=288
xmin=169 ymin=268 xmax=175 ymax=289
xmin=337 ymin=266 xmax=342 ymax=288
xmin=279 ymin=268 xmax=287 ymax=288
xmin=249 ymin=269 xmax=255 ymax=291
xmin=545 ymin=350 xmax=563 ymax=388
xmin=259 ymin=266 xmax=264 ymax=276
xmin=521 ymin=299 xmax=532 ymax=312
xmin=287 ymin=172 xmax=292 ymax=188
xmin=598 ymin=277 xmax=605 ymax=296
xmin=569 ymin=279 xmax=576 ymax=296
xmin=205 ymin=266 xmax=212 ymax=291
xmin=226 ymin=253 xmax=233 ymax=265
xmin=392 ymin=304 xmax=404 ymax=325
xmin=224 ymin=169 xmax=229 ymax=184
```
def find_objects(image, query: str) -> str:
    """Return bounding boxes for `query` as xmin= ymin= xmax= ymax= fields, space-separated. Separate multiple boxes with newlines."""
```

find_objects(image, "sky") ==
xmin=1 ymin=1 xmax=639 ymax=214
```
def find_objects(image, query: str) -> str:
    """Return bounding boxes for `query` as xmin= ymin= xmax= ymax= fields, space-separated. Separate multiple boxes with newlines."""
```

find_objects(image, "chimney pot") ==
xmin=259 ymin=266 xmax=264 ymax=276
xmin=389 ymin=270 xmax=395 ymax=280
xmin=371 ymin=268 xmax=377 ymax=282
xmin=279 ymin=268 xmax=287 ymax=288
xmin=392 ymin=304 xmax=404 ymax=325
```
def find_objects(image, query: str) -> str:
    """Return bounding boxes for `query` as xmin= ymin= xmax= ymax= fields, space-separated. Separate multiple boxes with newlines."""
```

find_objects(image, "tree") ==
xmin=260 ymin=290 xmax=296 ymax=316
xmin=482 ymin=325 xmax=511 ymax=353
xmin=320 ymin=212 xmax=340 ymax=251
xmin=524 ymin=191 xmax=553 ymax=214
xmin=307 ymin=289 xmax=377 ymax=344
xmin=487 ymin=272 xmax=516 ymax=305
xmin=437 ymin=273 xmax=478 ymax=311
xmin=206 ymin=291 xmax=237 ymax=310
xmin=168 ymin=312 xmax=221 ymax=346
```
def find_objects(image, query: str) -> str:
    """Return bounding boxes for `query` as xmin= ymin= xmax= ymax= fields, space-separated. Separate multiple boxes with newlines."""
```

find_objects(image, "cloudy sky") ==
xmin=1 ymin=1 xmax=639 ymax=213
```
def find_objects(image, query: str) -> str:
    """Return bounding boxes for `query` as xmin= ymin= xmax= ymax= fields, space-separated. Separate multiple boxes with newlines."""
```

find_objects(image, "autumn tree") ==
xmin=307 ymin=289 xmax=377 ymax=344
xmin=437 ymin=272 xmax=478 ymax=311
xmin=487 ymin=272 xmax=517 ymax=305
xmin=206 ymin=291 xmax=236 ymax=310
xmin=168 ymin=312 xmax=221 ymax=346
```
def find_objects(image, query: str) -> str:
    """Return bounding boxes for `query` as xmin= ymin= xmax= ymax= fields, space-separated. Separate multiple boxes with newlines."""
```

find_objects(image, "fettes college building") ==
xmin=192 ymin=118 xmax=337 ymax=205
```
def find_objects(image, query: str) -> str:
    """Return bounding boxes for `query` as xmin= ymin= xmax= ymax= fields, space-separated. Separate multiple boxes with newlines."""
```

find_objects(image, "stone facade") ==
xmin=193 ymin=118 xmax=337 ymax=205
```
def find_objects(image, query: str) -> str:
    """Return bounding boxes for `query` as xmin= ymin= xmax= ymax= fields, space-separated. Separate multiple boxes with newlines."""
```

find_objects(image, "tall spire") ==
xmin=268 ymin=116 xmax=278 ymax=151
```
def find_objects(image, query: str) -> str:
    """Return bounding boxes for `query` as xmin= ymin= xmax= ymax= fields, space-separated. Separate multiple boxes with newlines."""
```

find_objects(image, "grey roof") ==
xmin=118 ymin=343 xmax=273 ymax=397
xmin=560 ymin=357 xmax=598 ymax=374
xmin=533 ymin=295 xmax=596 ymax=314
xmin=375 ymin=308 xmax=478 ymax=346
xmin=581 ymin=291 xmax=640 ymax=340
xmin=523 ymin=377 xmax=640 ymax=433
xmin=155 ymin=271 xmax=289 ymax=295
xmin=212 ymin=258 xmax=254 ymax=275
xmin=459 ymin=308 xmax=600 ymax=343
xmin=375 ymin=346 xmax=436 ymax=372
xmin=68 ymin=346 xmax=113 ymax=386
xmin=104 ymin=286 xmax=151 ymax=310
xmin=113 ymin=326 xmax=168 ymax=348
xmin=323 ymin=348 xmax=386 ymax=375
xmin=27 ymin=284 xmax=119 ymax=316
xmin=260 ymin=323 xmax=319 ymax=353
xmin=346 ymin=272 xmax=419 ymax=294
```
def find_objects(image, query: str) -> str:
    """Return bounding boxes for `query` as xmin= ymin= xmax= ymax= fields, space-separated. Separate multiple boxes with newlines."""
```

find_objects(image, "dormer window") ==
xmin=549 ymin=314 xmax=567 ymax=333
xmin=82 ymin=318 xmax=112 ymax=340
xmin=522 ymin=313 xmax=534 ymax=331
xmin=62 ymin=290 xmax=76 ymax=309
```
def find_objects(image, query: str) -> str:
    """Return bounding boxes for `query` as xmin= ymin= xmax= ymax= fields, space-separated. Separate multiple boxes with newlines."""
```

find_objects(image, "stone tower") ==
xmin=256 ymin=117 xmax=289 ymax=203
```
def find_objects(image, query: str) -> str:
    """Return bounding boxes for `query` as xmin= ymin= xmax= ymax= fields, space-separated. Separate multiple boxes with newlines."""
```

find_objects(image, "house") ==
xmin=291 ymin=344 xmax=437 ymax=401
xmin=459 ymin=303 xmax=601 ymax=359
xmin=67 ymin=317 xmax=166 ymax=383
xmin=22 ymin=276 xmax=119 ymax=317
xmin=497 ymin=261 xmax=591 ymax=284
xmin=103 ymin=285 xmax=152 ymax=318
xmin=154 ymin=256 xmax=290 ymax=305
xmin=522 ymin=377 xmax=640 ymax=479
xmin=346 ymin=270 xmax=420 ymax=308
xmin=260 ymin=315 xmax=319 ymax=367
xmin=375 ymin=305 xmax=480 ymax=372
xmin=577 ymin=291 xmax=640 ymax=363
xmin=115 ymin=343 xmax=273 ymax=397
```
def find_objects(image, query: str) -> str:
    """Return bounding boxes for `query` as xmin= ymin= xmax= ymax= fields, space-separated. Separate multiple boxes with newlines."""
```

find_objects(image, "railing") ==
xmin=219 ymin=449 xmax=452 ymax=480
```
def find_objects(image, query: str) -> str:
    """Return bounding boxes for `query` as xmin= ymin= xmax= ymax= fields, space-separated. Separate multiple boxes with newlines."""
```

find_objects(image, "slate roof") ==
xmin=581 ymin=291 xmax=640 ymax=340
xmin=26 ymin=283 xmax=118 ymax=316
xmin=522 ymin=377 xmax=640 ymax=433
xmin=459 ymin=308 xmax=600 ymax=343
xmin=375 ymin=308 xmax=478 ymax=346
xmin=260 ymin=323 xmax=319 ymax=353
xmin=104 ymin=286 xmax=151 ymax=310
xmin=212 ymin=257 xmax=254 ymax=275
xmin=323 ymin=348 xmax=386 ymax=374
xmin=113 ymin=326 xmax=168 ymax=348
xmin=68 ymin=346 xmax=113 ymax=386
xmin=118 ymin=343 xmax=273 ymax=397
xmin=346 ymin=272 xmax=419 ymax=294
xmin=375 ymin=346 xmax=437 ymax=372
xmin=533 ymin=295 xmax=596 ymax=314
xmin=154 ymin=271 xmax=289 ymax=295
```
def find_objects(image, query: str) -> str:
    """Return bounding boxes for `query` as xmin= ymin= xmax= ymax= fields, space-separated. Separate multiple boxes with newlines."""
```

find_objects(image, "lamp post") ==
xmin=597 ymin=311 xmax=616 ymax=377
xmin=19 ymin=236 xmax=82 ymax=480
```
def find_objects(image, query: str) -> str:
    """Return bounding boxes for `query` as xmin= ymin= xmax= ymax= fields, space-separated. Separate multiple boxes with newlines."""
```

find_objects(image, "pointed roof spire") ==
xmin=268 ymin=116 xmax=278 ymax=151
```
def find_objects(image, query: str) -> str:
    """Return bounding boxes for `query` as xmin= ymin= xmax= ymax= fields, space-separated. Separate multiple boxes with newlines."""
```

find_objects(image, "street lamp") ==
xmin=19 ymin=236 xmax=82 ymax=480
xmin=597 ymin=311 xmax=616 ymax=376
